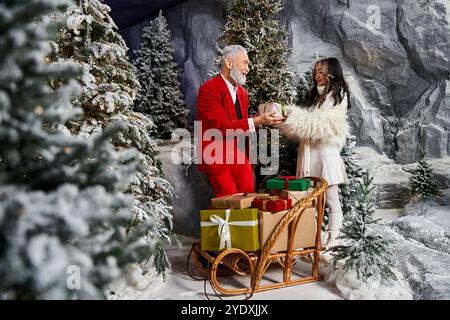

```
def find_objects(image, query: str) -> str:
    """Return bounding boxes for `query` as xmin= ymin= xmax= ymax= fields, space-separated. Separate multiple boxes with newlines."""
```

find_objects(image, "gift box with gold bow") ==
xmin=266 ymin=176 xmax=311 ymax=191
xmin=200 ymin=208 xmax=260 ymax=251
xmin=251 ymin=196 xmax=292 ymax=213
xmin=211 ymin=192 xmax=269 ymax=209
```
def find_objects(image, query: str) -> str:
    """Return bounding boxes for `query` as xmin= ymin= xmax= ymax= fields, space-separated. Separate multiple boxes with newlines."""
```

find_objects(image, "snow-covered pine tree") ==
xmin=51 ymin=0 xmax=139 ymax=118
xmin=0 ymin=0 xmax=150 ymax=299
xmin=133 ymin=10 xmax=188 ymax=139
xmin=217 ymin=0 xmax=296 ymax=114
xmin=48 ymin=0 xmax=176 ymax=276
xmin=409 ymin=148 xmax=442 ymax=200
xmin=331 ymin=172 xmax=397 ymax=284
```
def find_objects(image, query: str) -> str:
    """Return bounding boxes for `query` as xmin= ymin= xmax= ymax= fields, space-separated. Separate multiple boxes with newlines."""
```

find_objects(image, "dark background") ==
xmin=104 ymin=0 xmax=187 ymax=30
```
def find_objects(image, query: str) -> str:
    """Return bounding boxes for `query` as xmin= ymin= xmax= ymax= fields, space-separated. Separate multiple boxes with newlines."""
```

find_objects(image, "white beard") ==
xmin=230 ymin=67 xmax=246 ymax=86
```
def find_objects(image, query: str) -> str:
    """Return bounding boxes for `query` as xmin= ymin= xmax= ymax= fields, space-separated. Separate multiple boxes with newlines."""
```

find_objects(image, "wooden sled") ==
xmin=188 ymin=176 xmax=328 ymax=297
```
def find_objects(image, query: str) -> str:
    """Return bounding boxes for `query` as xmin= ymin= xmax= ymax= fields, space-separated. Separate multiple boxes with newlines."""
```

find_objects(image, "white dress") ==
xmin=297 ymin=137 xmax=349 ymax=185
xmin=287 ymin=92 xmax=349 ymax=186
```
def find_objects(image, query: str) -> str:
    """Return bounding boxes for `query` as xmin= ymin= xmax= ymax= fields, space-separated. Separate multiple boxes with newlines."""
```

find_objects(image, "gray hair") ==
xmin=221 ymin=45 xmax=247 ymax=66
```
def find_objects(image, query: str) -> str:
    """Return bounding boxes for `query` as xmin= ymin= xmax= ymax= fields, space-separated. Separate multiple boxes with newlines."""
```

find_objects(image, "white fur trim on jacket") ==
xmin=279 ymin=93 xmax=350 ymax=149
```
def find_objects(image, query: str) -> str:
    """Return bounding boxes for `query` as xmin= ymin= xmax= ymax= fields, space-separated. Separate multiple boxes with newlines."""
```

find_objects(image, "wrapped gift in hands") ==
xmin=258 ymin=102 xmax=287 ymax=120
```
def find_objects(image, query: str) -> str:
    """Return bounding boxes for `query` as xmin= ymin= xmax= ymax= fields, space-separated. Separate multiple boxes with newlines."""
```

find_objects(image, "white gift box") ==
xmin=258 ymin=102 xmax=284 ymax=117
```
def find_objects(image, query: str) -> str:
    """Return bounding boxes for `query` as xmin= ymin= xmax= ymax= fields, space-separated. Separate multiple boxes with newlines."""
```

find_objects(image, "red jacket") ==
xmin=196 ymin=75 xmax=251 ymax=175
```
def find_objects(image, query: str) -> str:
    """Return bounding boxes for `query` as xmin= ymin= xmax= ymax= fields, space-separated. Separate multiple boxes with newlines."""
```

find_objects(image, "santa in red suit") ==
xmin=196 ymin=45 xmax=283 ymax=197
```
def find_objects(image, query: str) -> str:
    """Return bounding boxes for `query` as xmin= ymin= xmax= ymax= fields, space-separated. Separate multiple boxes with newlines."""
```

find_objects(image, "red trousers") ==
xmin=207 ymin=163 xmax=255 ymax=198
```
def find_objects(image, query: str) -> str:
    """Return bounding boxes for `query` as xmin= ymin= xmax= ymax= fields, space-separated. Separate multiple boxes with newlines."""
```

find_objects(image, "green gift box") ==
xmin=266 ymin=176 xmax=311 ymax=191
xmin=200 ymin=208 xmax=260 ymax=251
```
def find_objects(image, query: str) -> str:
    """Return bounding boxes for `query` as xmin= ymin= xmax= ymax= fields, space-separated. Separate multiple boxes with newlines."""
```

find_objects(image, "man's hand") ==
xmin=253 ymin=111 xmax=285 ymax=127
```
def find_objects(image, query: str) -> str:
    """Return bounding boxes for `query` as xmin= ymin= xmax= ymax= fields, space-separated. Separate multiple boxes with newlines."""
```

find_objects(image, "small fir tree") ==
xmin=133 ymin=10 xmax=188 ymax=139
xmin=331 ymin=172 xmax=397 ymax=284
xmin=409 ymin=148 xmax=442 ymax=200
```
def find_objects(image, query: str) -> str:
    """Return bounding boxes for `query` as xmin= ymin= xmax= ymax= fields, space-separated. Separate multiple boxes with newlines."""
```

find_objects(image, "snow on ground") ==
xmin=320 ymin=208 xmax=414 ymax=300
xmin=108 ymin=149 xmax=450 ymax=300
xmin=107 ymin=261 xmax=166 ymax=300
xmin=327 ymin=198 xmax=450 ymax=300
xmin=108 ymin=234 xmax=343 ymax=300
xmin=324 ymin=265 xmax=412 ymax=300
xmin=377 ymin=200 xmax=450 ymax=299
xmin=107 ymin=199 xmax=449 ymax=300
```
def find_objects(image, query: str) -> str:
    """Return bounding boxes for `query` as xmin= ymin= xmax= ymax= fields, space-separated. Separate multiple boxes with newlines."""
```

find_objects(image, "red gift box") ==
xmin=252 ymin=196 xmax=292 ymax=213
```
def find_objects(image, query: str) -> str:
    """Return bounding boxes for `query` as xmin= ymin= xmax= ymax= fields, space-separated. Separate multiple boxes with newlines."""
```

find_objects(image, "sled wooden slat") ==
xmin=190 ymin=176 xmax=328 ymax=297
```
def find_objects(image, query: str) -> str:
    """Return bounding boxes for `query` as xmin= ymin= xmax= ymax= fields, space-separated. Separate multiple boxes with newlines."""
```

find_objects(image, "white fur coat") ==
xmin=278 ymin=92 xmax=350 ymax=185
xmin=280 ymin=92 xmax=350 ymax=149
